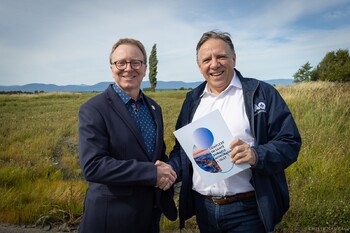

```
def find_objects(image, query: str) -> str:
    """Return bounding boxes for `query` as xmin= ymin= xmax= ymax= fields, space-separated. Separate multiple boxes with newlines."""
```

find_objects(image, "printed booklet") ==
xmin=173 ymin=110 xmax=250 ymax=186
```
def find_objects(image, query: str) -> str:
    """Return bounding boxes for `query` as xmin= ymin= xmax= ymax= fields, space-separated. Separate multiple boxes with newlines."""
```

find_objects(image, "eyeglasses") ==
xmin=112 ymin=60 xmax=144 ymax=70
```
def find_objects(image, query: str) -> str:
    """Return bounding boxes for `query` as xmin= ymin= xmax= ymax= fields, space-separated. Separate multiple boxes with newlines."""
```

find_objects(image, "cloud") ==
xmin=0 ymin=0 xmax=349 ymax=85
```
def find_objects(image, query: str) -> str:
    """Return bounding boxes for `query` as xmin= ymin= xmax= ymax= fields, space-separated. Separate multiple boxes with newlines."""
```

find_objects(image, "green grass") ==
xmin=276 ymin=82 xmax=350 ymax=232
xmin=0 ymin=83 xmax=349 ymax=232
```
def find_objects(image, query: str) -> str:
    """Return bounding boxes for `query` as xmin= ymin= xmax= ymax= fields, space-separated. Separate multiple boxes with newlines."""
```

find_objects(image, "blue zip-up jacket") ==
xmin=168 ymin=69 xmax=302 ymax=233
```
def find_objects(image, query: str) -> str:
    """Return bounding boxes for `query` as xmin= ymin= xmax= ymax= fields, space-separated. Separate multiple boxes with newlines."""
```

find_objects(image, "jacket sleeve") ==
xmin=78 ymin=101 xmax=157 ymax=186
xmin=251 ymin=85 xmax=302 ymax=175
xmin=168 ymin=92 xmax=194 ymax=181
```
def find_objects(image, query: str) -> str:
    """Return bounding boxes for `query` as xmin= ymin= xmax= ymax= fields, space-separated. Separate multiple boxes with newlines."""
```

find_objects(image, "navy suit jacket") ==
xmin=78 ymin=84 xmax=177 ymax=233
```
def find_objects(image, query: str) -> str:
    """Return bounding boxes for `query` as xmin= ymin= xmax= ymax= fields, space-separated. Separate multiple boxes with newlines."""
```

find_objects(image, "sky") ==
xmin=0 ymin=0 xmax=349 ymax=86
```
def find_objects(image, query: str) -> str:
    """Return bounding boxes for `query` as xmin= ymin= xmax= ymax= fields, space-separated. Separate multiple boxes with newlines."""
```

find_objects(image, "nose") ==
xmin=210 ymin=58 xmax=221 ymax=69
xmin=124 ymin=62 xmax=133 ymax=71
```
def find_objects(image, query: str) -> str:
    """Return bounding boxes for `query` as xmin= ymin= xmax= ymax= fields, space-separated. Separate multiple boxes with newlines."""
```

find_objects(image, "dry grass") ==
xmin=0 ymin=83 xmax=349 ymax=232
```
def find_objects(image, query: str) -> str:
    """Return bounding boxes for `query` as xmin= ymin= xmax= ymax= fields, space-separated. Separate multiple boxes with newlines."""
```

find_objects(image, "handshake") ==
xmin=154 ymin=160 xmax=177 ymax=191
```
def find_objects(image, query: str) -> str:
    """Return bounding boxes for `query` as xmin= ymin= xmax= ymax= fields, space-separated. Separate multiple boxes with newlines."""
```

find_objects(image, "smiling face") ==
xmin=197 ymin=38 xmax=236 ymax=95
xmin=110 ymin=43 xmax=147 ymax=99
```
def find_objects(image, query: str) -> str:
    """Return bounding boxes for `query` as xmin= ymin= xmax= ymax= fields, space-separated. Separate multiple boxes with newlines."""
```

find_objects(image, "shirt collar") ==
xmin=201 ymin=70 xmax=242 ymax=97
xmin=112 ymin=84 xmax=143 ymax=104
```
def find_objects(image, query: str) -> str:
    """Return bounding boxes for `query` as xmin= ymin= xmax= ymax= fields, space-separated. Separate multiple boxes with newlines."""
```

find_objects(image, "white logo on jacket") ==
xmin=254 ymin=102 xmax=266 ymax=114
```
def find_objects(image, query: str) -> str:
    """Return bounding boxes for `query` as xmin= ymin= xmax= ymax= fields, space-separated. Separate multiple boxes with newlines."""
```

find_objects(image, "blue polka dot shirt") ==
xmin=113 ymin=84 xmax=156 ymax=157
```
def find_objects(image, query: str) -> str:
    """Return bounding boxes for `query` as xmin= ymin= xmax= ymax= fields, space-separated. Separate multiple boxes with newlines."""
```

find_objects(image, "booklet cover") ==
xmin=173 ymin=110 xmax=250 ymax=186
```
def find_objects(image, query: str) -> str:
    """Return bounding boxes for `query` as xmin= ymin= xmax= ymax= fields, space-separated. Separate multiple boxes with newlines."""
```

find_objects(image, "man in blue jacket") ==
xmin=167 ymin=30 xmax=302 ymax=232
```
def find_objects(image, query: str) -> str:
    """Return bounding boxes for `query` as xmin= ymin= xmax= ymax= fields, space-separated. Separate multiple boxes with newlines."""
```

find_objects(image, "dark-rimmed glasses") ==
xmin=112 ymin=60 xmax=144 ymax=70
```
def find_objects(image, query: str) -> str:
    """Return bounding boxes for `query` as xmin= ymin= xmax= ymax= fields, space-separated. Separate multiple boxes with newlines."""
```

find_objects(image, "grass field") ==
xmin=0 ymin=82 xmax=349 ymax=232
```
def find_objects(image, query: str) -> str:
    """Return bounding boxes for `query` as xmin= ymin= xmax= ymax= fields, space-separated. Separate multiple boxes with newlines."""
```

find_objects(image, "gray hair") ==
xmin=196 ymin=30 xmax=235 ymax=61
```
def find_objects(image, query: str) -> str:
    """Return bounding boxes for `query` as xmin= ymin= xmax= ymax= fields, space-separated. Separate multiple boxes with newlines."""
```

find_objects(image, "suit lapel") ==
xmin=189 ymin=84 xmax=205 ymax=122
xmin=144 ymin=96 xmax=162 ymax=162
xmin=105 ymin=85 xmax=151 ymax=160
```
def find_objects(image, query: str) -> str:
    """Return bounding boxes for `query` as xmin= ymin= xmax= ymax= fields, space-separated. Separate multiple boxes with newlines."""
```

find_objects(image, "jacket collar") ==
xmin=236 ymin=69 xmax=259 ymax=92
xmin=105 ymin=84 xmax=154 ymax=161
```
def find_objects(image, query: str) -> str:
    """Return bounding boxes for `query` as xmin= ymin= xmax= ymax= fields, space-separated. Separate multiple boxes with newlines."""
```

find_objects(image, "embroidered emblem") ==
xmin=254 ymin=102 xmax=266 ymax=114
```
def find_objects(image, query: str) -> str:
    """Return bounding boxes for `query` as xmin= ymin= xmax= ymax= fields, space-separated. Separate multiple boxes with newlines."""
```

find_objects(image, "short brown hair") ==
xmin=109 ymin=38 xmax=147 ymax=64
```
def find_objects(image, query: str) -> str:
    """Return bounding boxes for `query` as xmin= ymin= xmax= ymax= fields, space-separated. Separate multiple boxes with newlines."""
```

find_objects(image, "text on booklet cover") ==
xmin=173 ymin=110 xmax=250 ymax=186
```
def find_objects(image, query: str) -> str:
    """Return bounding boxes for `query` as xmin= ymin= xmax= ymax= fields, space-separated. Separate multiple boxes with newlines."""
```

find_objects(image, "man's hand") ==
xmin=154 ymin=160 xmax=177 ymax=191
xmin=229 ymin=139 xmax=256 ymax=166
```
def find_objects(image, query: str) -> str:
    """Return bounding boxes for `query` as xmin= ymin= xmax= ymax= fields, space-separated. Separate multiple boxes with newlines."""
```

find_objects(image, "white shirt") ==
xmin=192 ymin=72 xmax=255 ymax=196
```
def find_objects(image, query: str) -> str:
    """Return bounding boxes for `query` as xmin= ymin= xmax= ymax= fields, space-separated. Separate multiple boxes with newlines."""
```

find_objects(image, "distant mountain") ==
xmin=0 ymin=79 xmax=294 ymax=92
xmin=264 ymin=79 xmax=294 ymax=86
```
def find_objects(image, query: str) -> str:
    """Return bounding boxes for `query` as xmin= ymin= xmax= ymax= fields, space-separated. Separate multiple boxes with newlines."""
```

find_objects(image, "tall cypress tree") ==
xmin=149 ymin=44 xmax=158 ymax=91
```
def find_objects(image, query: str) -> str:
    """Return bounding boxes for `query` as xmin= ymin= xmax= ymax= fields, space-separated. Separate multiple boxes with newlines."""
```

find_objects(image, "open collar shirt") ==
xmin=113 ymin=84 xmax=156 ymax=157
xmin=192 ymin=71 xmax=255 ymax=196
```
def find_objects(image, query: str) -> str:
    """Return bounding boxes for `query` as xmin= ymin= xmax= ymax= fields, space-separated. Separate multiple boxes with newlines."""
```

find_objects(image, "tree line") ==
xmin=293 ymin=49 xmax=350 ymax=83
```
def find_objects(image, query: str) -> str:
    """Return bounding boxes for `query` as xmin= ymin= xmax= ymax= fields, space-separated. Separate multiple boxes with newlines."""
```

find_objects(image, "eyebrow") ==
xmin=199 ymin=53 xmax=228 ymax=61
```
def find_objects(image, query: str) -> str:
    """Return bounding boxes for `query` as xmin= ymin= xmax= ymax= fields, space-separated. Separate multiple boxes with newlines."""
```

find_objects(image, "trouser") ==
xmin=194 ymin=191 xmax=266 ymax=233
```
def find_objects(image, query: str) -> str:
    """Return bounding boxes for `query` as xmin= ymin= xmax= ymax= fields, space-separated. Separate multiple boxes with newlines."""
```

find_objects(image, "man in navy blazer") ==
xmin=78 ymin=38 xmax=177 ymax=233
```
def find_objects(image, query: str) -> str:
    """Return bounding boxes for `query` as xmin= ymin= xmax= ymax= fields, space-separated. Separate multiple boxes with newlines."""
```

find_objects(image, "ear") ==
xmin=232 ymin=53 xmax=236 ymax=67
xmin=197 ymin=62 xmax=204 ymax=75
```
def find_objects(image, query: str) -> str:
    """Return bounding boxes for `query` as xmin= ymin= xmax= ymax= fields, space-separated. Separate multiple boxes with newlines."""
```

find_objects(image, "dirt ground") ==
xmin=0 ymin=224 xmax=196 ymax=233
xmin=0 ymin=224 xmax=58 ymax=233
xmin=0 ymin=223 xmax=77 ymax=233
